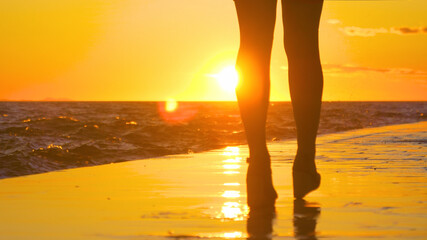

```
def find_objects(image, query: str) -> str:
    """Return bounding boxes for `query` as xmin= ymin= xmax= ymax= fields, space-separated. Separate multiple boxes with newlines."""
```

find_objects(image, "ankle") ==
xmin=248 ymin=160 xmax=272 ymax=174
xmin=249 ymin=149 xmax=270 ymax=160
xmin=293 ymin=164 xmax=317 ymax=174
xmin=293 ymin=152 xmax=316 ymax=173
xmin=247 ymin=151 xmax=270 ymax=164
xmin=296 ymin=146 xmax=315 ymax=158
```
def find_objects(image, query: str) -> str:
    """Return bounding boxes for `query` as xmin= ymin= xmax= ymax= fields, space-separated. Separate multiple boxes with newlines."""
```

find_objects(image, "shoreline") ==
xmin=0 ymin=121 xmax=426 ymax=239
xmin=1 ymin=119 xmax=425 ymax=180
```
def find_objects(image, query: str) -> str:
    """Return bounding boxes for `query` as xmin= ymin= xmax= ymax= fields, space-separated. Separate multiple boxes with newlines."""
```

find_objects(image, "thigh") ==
xmin=234 ymin=0 xmax=277 ymax=49
xmin=281 ymin=0 xmax=323 ymax=54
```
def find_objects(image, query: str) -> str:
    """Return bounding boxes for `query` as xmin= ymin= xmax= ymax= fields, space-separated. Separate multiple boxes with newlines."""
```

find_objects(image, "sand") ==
xmin=0 ymin=122 xmax=426 ymax=239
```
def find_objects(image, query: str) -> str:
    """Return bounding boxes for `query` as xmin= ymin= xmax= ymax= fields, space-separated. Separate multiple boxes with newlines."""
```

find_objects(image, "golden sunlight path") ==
xmin=0 ymin=122 xmax=426 ymax=239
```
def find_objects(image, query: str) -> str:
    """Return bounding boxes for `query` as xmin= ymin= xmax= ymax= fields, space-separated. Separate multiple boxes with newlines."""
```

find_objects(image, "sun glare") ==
xmin=165 ymin=99 xmax=177 ymax=112
xmin=214 ymin=66 xmax=239 ymax=92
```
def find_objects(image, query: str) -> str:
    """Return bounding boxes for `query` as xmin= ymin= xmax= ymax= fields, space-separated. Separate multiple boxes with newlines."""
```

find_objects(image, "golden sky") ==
xmin=1 ymin=0 xmax=426 ymax=101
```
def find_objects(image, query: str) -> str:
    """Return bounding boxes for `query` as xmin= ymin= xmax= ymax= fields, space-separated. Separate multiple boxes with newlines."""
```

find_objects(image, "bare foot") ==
xmin=246 ymin=157 xmax=278 ymax=209
xmin=292 ymin=170 xmax=321 ymax=199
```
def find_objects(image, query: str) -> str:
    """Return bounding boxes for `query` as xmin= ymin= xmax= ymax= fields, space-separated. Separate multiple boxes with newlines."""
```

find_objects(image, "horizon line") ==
xmin=1 ymin=100 xmax=426 ymax=103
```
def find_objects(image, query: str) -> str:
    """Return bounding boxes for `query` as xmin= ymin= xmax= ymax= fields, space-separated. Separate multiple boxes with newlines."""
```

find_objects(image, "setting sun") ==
xmin=213 ymin=66 xmax=239 ymax=93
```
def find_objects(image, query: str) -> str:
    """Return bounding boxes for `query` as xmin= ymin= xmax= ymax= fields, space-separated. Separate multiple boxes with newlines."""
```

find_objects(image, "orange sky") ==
xmin=1 ymin=0 xmax=426 ymax=101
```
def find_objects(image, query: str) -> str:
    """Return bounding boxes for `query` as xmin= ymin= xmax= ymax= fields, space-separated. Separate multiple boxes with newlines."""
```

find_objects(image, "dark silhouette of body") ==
xmin=245 ymin=200 xmax=320 ymax=239
xmin=234 ymin=0 xmax=324 ymax=208
xmin=293 ymin=199 xmax=321 ymax=240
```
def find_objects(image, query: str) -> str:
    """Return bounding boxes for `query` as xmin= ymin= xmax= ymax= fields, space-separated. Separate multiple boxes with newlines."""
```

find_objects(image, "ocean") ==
xmin=0 ymin=101 xmax=425 ymax=178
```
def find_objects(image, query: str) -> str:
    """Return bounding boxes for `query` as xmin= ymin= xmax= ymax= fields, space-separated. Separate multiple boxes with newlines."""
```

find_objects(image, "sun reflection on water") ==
xmin=218 ymin=202 xmax=249 ymax=221
xmin=223 ymin=157 xmax=242 ymax=163
xmin=210 ymin=145 xmax=249 ymax=224
xmin=199 ymin=231 xmax=245 ymax=239
xmin=223 ymin=231 xmax=243 ymax=238
xmin=222 ymin=146 xmax=240 ymax=156
xmin=222 ymin=202 xmax=241 ymax=217
xmin=165 ymin=99 xmax=177 ymax=112
xmin=223 ymin=164 xmax=240 ymax=170
xmin=222 ymin=190 xmax=240 ymax=198
xmin=223 ymin=183 xmax=240 ymax=186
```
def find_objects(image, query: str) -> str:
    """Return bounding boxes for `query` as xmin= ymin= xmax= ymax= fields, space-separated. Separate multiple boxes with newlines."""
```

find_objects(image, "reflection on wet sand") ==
xmin=222 ymin=146 xmax=241 ymax=156
xmin=246 ymin=207 xmax=276 ymax=240
xmin=216 ymin=146 xmax=249 ymax=223
xmin=293 ymin=199 xmax=321 ymax=240
xmin=222 ymin=190 xmax=240 ymax=198
xmin=217 ymin=146 xmax=321 ymax=240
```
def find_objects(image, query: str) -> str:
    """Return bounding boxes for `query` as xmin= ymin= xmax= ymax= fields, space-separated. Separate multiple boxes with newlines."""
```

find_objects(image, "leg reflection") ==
xmin=293 ymin=199 xmax=321 ymax=240
xmin=246 ymin=206 xmax=276 ymax=240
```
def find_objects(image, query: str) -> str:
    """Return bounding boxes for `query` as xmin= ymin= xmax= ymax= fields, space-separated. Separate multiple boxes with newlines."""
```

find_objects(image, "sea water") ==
xmin=0 ymin=101 xmax=425 ymax=178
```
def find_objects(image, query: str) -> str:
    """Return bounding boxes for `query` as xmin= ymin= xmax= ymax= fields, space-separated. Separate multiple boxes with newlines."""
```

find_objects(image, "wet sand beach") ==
xmin=0 ymin=122 xmax=426 ymax=239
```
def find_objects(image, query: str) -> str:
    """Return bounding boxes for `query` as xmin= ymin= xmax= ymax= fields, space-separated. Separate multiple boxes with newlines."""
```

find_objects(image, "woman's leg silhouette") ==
xmin=234 ymin=0 xmax=324 ymax=206
xmin=282 ymin=0 xmax=323 ymax=198
xmin=234 ymin=0 xmax=278 ymax=209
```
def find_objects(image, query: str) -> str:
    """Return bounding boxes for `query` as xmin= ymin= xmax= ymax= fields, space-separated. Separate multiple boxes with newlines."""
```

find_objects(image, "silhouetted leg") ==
xmin=235 ymin=0 xmax=276 ymax=164
xmin=293 ymin=199 xmax=320 ymax=240
xmin=247 ymin=207 xmax=276 ymax=239
xmin=282 ymin=0 xmax=324 ymax=197
xmin=234 ymin=0 xmax=278 ymax=208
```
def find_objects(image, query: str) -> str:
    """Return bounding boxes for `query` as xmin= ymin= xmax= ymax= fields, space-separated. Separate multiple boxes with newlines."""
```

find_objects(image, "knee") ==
xmin=238 ymin=39 xmax=274 ymax=63
xmin=236 ymin=50 xmax=270 ymax=77
xmin=238 ymin=28 xmax=274 ymax=60
xmin=283 ymin=30 xmax=320 ymax=62
xmin=285 ymin=42 xmax=320 ymax=64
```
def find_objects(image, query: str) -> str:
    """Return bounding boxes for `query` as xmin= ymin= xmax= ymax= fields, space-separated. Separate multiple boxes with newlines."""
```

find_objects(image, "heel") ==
xmin=293 ymin=170 xmax=321 ymax=199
